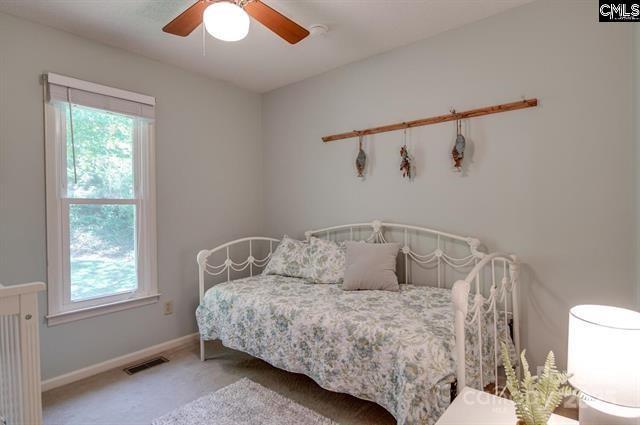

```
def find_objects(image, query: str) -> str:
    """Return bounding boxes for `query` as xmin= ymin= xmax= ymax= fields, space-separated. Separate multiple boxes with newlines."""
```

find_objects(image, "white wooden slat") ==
xmin=0 ymin=283 xmax=45 ymax=425
xmin=20 ymin=293 xmax=42 ymax=425
xmin=0 ymin=314 xmax=23 ymax=425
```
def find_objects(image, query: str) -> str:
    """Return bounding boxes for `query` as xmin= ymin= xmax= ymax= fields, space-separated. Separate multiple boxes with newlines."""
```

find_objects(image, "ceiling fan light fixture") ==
xmin=203 ymin=1 xmax=250 ymax=42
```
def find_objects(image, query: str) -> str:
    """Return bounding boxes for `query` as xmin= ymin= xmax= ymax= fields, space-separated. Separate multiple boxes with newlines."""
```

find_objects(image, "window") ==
xmin=44 ymin=73 xmax=158 ymax=325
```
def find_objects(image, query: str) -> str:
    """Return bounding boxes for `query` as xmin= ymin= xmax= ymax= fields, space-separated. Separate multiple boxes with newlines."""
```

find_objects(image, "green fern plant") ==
xmin=500 ymin=342 xmax=577 ymax=425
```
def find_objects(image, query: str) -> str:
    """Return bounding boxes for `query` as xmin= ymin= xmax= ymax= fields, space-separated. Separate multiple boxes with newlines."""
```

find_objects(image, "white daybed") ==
xmin=195 ymin=221 xmax=520 ymax=425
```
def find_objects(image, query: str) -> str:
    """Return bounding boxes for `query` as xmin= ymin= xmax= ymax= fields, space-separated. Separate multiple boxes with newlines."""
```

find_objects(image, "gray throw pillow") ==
xmin=342 ymin=242 xmax=400 ymax=291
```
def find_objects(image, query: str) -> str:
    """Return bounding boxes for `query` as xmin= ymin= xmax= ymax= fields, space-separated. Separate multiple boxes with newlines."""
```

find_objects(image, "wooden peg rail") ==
xmin=322 ymin=98 xmax=538 ymax=143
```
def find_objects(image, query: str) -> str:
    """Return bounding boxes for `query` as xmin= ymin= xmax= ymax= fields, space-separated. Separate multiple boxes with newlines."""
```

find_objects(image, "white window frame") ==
xmin=44 ymin=80 xmax=158 ymax=326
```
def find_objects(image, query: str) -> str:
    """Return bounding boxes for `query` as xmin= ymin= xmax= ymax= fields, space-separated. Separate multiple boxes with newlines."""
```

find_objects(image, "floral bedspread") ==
xmin=196 ymin=275 xmax=513 ymax=425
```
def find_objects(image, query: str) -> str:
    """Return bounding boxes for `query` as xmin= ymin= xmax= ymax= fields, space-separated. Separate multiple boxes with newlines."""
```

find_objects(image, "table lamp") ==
xmin=568 ymin=305 xmax=640 ymax=425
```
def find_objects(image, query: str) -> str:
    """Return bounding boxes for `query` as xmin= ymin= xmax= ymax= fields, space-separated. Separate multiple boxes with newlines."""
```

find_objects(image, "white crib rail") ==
xmin=0 ymin=282 xmax=45 ymax=425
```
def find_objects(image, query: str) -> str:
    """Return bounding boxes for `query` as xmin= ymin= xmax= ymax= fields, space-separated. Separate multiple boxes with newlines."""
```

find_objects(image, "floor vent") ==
xmin=123 ymin=356 xmax=169 ymax=375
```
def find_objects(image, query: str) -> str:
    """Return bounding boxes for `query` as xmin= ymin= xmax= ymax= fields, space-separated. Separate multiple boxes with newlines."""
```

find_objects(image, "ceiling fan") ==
xmin=163 ymin=0 xmax=310 ymax=44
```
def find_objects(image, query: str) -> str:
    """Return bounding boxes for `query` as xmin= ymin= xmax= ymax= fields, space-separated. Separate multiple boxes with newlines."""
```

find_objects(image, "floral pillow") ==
xmin=308 ymin=237 xmax=347 ymax=284
xmin=263 ymin=236 xmax=313 ymax=280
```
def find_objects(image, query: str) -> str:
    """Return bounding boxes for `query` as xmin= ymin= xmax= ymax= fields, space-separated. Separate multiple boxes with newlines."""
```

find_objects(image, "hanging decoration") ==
xmin=321 ymin=98 xmax=539 ymax=177
xmin=399 ymin=126 xmax=414 ymax=179
xmin=355 ymin=133 xmax=367 ymax=178
xmin=451 ymin=114 xmax=465 ymax=172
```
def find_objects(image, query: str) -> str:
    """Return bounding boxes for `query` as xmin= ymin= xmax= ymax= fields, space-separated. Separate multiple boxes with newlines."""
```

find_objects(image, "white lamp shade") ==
xmin=568 ymin=305 xmax=640 ymax=418
xmin=203 ymin=2 xmax=250 ymax=42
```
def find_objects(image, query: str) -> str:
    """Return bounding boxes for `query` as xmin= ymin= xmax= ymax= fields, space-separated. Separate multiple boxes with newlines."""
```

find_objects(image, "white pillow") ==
xmin=308 ymin=237 xmax=346 ymax=284
xmin=263 ymin=235 xmax=313 ymax=280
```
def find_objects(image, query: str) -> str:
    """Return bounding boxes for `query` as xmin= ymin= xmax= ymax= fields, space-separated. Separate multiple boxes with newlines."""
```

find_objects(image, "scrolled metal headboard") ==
xmin=305 ymin=220 xmax=485 ymax=288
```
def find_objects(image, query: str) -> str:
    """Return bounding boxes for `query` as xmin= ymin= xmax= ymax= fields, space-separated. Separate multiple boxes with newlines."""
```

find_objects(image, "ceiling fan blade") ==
xmin=163 ymin=0 xmax=208 ymax=37
xmin=243 ymin=0 xmax=309 ymax=44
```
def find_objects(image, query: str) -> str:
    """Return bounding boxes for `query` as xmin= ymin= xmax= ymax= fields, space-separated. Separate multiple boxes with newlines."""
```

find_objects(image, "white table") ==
xmin=436 ymin=387 xmax=578 ymax=425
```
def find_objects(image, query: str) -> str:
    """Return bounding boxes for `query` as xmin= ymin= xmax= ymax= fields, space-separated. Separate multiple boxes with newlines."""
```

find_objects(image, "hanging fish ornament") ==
xmin=452 ymin=117 xmax=465 ymax=172
xmin=400 ymin=146 xmax=412 ymax=179
xmin=355 ymin=133 xmax=367 ymax=178
xmin=400 ymin=126 xmax=414 ymax=179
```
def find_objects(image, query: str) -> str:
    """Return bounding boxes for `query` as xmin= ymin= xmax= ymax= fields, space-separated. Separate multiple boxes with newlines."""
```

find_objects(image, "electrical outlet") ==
xmin=163 ymin=301 xmax=173 ymax=315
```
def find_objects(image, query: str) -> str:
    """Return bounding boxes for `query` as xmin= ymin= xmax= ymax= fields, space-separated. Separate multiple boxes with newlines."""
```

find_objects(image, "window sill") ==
xmin=46 ymin=293 xmax=161 ymax=326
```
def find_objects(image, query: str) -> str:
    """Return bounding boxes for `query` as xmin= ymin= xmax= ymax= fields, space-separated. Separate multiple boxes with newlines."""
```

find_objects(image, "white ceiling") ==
xmin=0 ymin=0 xmax=533 ymax=93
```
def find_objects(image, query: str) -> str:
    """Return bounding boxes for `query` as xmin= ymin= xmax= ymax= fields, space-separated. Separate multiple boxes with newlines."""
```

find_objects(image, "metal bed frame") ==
xmin=197 ymin=220 xmax=520 ymax=393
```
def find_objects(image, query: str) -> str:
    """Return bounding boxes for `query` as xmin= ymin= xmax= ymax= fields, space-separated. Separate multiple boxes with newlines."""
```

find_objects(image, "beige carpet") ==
xmin=152 ymin=378 xmax=337 ymax=425
xmin=43 ymin=342 xmax=396 ymax=425
xmin=43 ymin=342 xmax=578 ymax=425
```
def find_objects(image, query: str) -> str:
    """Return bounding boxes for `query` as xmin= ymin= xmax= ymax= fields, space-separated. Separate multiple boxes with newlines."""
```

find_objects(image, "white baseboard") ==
xmin=41 ymin=333 xmax=199 ymax=392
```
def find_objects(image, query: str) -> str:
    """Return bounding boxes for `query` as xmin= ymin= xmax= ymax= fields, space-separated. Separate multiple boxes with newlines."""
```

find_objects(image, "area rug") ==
xmin=152 ymin=378 xmax=338 ymax=425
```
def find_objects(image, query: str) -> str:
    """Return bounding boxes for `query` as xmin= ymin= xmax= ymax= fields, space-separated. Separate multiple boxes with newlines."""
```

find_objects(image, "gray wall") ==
xmin=1 ymin=0 xmax=637 ymax=381
xmin=262 ymin=0 xmax=636 ymax=368
xmin=635 ymin=24 xmax=640 ymax=310
xmin=0 ymin=12 xmax=263 ymax=380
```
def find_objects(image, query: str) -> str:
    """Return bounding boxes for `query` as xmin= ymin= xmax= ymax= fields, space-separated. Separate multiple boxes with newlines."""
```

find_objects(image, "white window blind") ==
xmin=46 ymin=73 xmax=155 ymax=120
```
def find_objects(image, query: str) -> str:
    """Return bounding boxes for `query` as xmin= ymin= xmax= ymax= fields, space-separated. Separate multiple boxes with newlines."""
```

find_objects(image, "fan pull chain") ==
xmin=67 ymin=87 xmax=78 ymax=184
xmin=202 ymin=24 xmax=206 ymax=57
